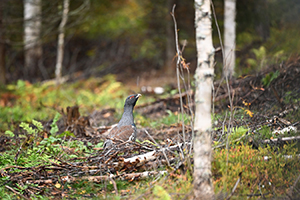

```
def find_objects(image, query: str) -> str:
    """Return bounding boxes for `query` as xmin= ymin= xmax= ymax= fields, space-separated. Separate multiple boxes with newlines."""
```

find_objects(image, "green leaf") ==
xmin=20 ymin=122 xmax=35 ymax=135
xmin=50 ymin=113 xmax=61 ymax=135
xmin=57 ymin=131 xmax=75 ymax=138
xmin=17 ymin=79 xmax=26 ymax=90
xmin=262 ymin=70 xmax=280 ymax=87
xmin=94 ymin=142 xmax=104 ymax=148
xmin=5 ymin=130 xmax=15 ymax=137
xmin=32 ymin=119 xmax=44 ymax=132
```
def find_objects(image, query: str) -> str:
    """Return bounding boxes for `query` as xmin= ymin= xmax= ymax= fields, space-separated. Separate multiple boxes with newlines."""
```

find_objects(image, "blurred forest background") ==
xmin=1 ymin=0 xmax=300 ymax=84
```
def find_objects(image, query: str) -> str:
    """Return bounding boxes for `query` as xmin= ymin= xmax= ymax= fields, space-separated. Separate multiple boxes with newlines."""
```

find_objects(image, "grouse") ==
xmin=104 ymin=94 xmax=141 ymax=147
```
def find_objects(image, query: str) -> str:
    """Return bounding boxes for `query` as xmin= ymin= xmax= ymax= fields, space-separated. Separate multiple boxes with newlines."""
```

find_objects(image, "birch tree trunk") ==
xmin=24 ymin=0 xmax=42 ymax=80
xmin=223 ymin=0 xmax=236 ymax=79
xmin=194 ymin=0 xmax=215 ymax=199
xmin=55 ymin=0 xmax=70 ymax=85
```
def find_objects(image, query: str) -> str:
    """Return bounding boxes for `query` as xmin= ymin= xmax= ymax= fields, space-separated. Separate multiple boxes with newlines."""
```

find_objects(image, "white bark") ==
xmin=55 ymin=0 xmax=70 ymax=85
xmin=223 ymin=0 xmax=236 ymax=78
xmin=194 ymin=0 xmax=215 ymax=199
xmin=23 ymin=0 xmax=42 ymax=78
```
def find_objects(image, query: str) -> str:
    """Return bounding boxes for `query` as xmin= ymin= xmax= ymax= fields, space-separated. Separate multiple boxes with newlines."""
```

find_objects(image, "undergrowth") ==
xmin=1 ymin=73 xmax=299 ymax=199
xmin=213 ymin=144 xmax=300 ymax=198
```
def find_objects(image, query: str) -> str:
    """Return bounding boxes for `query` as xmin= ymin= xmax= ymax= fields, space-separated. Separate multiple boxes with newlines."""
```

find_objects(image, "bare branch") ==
xmin=170 ymin=5 xmax=186 ymax=147
xmin=109 ymin=176 xmax=118 ymax=196
xmin=226 ymin=172 xmax=242 ymax=200
xmin=5 ymin=185 xmax=30 ymax=200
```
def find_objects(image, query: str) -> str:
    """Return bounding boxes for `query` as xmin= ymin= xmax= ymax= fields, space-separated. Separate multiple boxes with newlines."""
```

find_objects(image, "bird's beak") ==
xmin=136 ymin=94 xmax=142 ymax=98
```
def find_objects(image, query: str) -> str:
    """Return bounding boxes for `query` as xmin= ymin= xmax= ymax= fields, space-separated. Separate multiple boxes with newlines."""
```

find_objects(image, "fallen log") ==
xmin=261 ymin=135 xmax=300 ymax=144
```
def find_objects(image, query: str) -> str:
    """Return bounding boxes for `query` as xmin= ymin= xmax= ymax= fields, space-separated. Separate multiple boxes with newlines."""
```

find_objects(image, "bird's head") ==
xmin=124 ymin=94 xmax=141 ymax=107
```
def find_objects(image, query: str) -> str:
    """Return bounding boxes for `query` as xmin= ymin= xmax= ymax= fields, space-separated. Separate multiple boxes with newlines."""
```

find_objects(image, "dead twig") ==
xmin=109 ymin=176 xmax=118 ymax=196
xmin=170 ymin=4 xmax=186 ymax=147
xmin=225 ymin=172 xmax=242 ymax=200
xmin=5 ymin=185 xmax=30 ymax=200
xmin=288 ymin=173 xmax=300 ymax=198
xmin=144 ymin=129 xmax=171 ymax=167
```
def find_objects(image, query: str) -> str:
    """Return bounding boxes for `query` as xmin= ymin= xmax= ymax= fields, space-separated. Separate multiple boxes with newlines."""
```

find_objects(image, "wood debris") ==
xmin=0 ymin=136 xmax=190 ymax=198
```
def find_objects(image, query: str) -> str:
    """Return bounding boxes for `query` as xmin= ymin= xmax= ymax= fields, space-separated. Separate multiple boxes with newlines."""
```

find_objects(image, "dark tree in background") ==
xmin=236 ymin=0 xmax=270 ymax=42
xmin=254 ymin=0 xmax=270 ymax=41
xmin=165 ymin=0 xmax=175 ymax=75
xmin=0 ymin=0 xmax=6 ymax=85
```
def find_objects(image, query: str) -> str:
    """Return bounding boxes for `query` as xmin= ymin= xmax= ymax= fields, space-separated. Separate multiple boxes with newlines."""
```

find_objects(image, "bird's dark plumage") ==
xmin=104 ymin=94 xmax=141 ymax=147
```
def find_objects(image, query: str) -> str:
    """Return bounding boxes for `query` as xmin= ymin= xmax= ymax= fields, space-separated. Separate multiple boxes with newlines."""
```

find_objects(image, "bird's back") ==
xmin=107 ymin=124 xmax=136 ymax=142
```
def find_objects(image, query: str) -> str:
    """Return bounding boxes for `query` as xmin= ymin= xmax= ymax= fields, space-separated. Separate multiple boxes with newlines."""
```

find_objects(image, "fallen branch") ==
xmin=263 ymin=154 xmax=300 ymax=161
xmin=109 ymin=176 xmax=118 ymax=196
xmin=114 ymin=142 xmax=190 ymax=165
xmin=5 ymin=185 xmax=30 ymax=200
xmin=121 ymin=150 xmax=157 ymax=166
xmin=73 ymin=171 xmax=167 ymax=182
xmin=261 ymin=135 xmax=300 ymax=144
xmin=144 ymin=129 xmax=171 ymax=167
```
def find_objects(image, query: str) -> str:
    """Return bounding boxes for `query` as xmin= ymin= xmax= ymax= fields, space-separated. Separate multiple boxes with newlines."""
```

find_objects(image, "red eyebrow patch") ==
xmin=129 ymin=96 xmax=134 ymax=99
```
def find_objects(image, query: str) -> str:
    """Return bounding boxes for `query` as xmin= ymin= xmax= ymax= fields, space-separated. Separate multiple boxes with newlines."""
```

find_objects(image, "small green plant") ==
xmin=257 ymin=125 xmax=272 ymax=139
xmin=20 ymin=119 xmax=44 ymax=136
xmin=262 ymin=70 xmax=280 ymax=87
xmin=5 ymin=130 xmax=14 ymax=137
xmin=230 ymin=126 xmax=249 ymax=143
xmin=0 ymin=186 xmax=14 ymax=200
xmin=50 ymin=112 xmax=60 ymax=135
xmin=246 ymin=46 xmax=267 ymax=69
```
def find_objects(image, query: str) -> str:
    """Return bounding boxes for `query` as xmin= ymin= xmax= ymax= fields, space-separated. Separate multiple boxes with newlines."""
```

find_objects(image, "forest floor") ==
xmin=0 ymin=59 xmax=300 ymax=199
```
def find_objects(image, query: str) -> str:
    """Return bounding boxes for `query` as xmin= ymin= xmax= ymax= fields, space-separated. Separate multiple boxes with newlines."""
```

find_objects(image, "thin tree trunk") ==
xmin=23 ymin=0 xmax=42 ymax=81
xmin=194 ymin=0 xmax=215 ymax=199
xmin=0 ymin=0 xmax=5 ymax=85
xmin=223 ymin=0 xmax=236 ymax=79
xmin=55 ymin=0 xmax=69 ymax=85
